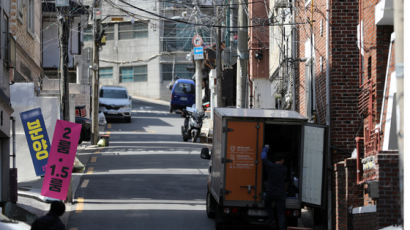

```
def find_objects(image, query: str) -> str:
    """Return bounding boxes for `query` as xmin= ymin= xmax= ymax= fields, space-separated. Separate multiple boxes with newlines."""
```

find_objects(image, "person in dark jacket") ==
xmin=31 ymin=200 xmax=66 ymax=230
xmin=261 ymin=146 xmax=287 ymax=230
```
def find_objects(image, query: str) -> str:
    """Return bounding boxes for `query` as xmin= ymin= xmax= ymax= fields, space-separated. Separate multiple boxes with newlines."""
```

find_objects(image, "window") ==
xmin=161 ymin=64 xmax=173 ymax=81
xmin=161 ymin=63 xmax=194 ymax=81
xmin=367 ymin=57 xmax=372 ymax=81
xmin=104 ymin=23 xmax=114 ymax=40
xmin=174 ymin=82 xmax=194 ymax=94
xmin=100 ymin=89 xmax=128 ymax=99
xmin=120 ymin=65 xmax=147 ymax=82
xmin=2 ymin=13 xmax=9 ymax=66
xmin=82 ymin=25 xmax=93 ymax=41
xmin=119 ymin=22 xmax=148 ymax=40
xmin=17 ymin=0 xmax=23 ymax=20
xmin=27 ymin=0 xmax=35 ymax=33
xmin=99 ymin=67 xmax=113 ymax=79
xmin=162 ymin=21 xmax=210 ymax=52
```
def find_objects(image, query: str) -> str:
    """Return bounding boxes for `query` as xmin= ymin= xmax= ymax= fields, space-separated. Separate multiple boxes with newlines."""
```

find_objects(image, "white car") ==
xmin=0 ymin=213 xmax=30 ymax=230
xmin=99 ymin=86 xmax=132 ymax=123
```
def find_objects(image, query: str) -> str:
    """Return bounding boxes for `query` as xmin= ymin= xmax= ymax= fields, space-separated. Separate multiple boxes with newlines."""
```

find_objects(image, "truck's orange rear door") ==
xmin=224 ymin=120 xmax=263 ymax=203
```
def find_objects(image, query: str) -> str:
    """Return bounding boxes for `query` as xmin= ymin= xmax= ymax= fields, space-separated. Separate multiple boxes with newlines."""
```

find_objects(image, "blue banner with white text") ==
xmin=20 ymin=108 xmax=51 ymax=176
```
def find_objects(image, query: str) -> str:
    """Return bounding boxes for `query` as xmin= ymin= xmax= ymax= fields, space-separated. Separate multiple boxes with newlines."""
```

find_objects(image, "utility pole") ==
xmin=236 ymin=0 xmax=248 ymax=108
xmin=57 ymin=6 xmax=70 ymax=121
xmin=195 ymin=60 xmax=203 ymax=112
xmin=216 ymin=26 xmax=223 ymax=107
xmin=91 ymin=1 xmax=101 ymax=145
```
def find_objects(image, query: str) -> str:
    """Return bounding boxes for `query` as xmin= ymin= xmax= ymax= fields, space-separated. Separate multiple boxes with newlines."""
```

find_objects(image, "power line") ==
xmin=105 ymin=0 xmax=309 ymax=28
xmin=158 ymin=0 xmax=266 ymax=7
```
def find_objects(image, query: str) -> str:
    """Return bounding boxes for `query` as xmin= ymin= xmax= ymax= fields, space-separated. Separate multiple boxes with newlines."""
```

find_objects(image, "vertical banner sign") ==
xmin=41 ymin=120 xmax=82 ymax=200
xmin=20 ymin=108 xmax=51 ymax=176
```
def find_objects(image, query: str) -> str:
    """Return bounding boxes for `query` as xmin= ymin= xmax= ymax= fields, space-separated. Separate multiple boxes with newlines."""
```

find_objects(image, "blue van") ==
xmin=170 ymin=79 xmax=195 ymax=113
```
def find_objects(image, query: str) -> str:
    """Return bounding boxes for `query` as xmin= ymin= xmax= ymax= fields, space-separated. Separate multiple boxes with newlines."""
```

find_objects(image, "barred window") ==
xmin=161 ymin=64 xmax=194 ymax=81
xmin=119 ymin=22 xmax=148 ymax=40
xmin=99 ymin=67 xmax=113 ymax=79
xmin=27 ymin=0 xmax=35 ymax=33
xmin=82 ymin=25 xmax=93 ymax=42
xmin=120 ymin=65 xmax=147 ymax=82
xmin=104 ymin=23 xmax=114 ymax=40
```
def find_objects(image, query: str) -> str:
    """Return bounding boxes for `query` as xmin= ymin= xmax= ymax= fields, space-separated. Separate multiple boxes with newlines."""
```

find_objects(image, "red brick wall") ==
xmin=376 ymin=152 xmax=401 ymax=228
xmin=295 ymin=0 xmax=361 ymax=163
xmin=336 ymin=152 xmax=400 ymax=230
xmin=334 ymin=159 xmax=363 ymax=230
xmin=248 ymin=0 xmax=269 ymax=80
xmin=360 ymin=1 xmax=393 ymax=156
xmin=334 ymin=162 xmax=346 ymax=230
xmin=352 ymin=212 xmax=377 ymax=230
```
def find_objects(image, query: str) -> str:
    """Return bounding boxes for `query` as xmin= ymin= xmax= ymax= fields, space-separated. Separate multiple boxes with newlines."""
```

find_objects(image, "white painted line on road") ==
xmin=78 ymin=198 xmax=205 ymax=205
xmin=78 ymin=202 xmax=205 ymax=211
xmin=80 ymin=179 xmax=89 ymax=188
xmin=98 ymin=131 xmax=162 ymax=135
xmin=131 ymin=110 xmax=170 ymax=114
xmin=99 ymin=150 xmax=201 ymax=155
xmin=107 ymin=141 xmax=208 ymax=145
xmin=89 ymin=168 xmax=208 ymax=175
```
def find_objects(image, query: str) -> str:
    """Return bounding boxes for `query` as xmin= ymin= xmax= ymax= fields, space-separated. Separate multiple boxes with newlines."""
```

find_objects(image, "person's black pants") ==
xmin=265 ymin=195 xmax=286 ymax=230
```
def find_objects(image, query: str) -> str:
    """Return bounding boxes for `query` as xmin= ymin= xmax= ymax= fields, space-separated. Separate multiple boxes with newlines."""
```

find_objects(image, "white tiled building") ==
xmin=82 ymin=0 xmax=214 ymax=100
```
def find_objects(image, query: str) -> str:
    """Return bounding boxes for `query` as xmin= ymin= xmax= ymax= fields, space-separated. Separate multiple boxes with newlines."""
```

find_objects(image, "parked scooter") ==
xmin=181 ymin=105 xmax=205 ymax=142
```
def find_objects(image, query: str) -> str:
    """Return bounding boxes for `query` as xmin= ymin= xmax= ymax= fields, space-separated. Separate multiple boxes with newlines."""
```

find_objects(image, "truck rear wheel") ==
xmin=206 ymin=191 xmax=216 ymax=218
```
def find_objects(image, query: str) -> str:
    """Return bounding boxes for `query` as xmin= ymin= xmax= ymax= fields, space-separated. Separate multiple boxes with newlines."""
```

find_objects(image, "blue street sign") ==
xmin=194 ymin=47 xmax=204 ymax=60
xmin=20 ymin=108 xmax=51 ymax=176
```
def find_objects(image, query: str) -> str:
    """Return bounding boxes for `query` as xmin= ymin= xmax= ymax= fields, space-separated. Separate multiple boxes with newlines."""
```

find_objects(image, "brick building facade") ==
xmin=294 ymin=0 xmax=400 ymax=229
xmin=295 ymin=0 xmax=362 ymax=163
xmin=9 ymin=0 xmax=42 ymax=85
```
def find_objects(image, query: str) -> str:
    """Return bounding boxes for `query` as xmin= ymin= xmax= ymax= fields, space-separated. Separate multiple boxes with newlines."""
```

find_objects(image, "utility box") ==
xmin=201 ymin=108 xmax=327 ymax=228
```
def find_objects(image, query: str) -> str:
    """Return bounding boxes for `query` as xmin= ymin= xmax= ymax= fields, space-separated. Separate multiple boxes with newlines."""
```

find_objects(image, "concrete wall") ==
xmin=10 ymin=83 xmax=62 ymax=182
xmin=41 ymin=78 xmax=91 ymax=118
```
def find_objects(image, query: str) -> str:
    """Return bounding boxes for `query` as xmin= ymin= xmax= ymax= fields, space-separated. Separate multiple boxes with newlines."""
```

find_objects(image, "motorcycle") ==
xmin=181 ymin=106 xmax=205 ymax=143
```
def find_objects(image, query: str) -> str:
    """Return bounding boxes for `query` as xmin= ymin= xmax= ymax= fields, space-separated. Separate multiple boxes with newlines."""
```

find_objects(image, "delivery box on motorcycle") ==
xmin=201 ymin=108 xmax=327 ymax=226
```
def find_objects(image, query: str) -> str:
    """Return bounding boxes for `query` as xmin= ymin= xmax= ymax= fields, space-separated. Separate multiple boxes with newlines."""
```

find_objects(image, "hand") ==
xmin=261 ymin=146 xmax=268 ymax=160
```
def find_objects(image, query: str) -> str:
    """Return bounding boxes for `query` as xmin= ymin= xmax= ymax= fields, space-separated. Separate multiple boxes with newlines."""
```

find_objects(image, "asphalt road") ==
xmin=67 ymin=99 xmax=214 ymax=230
